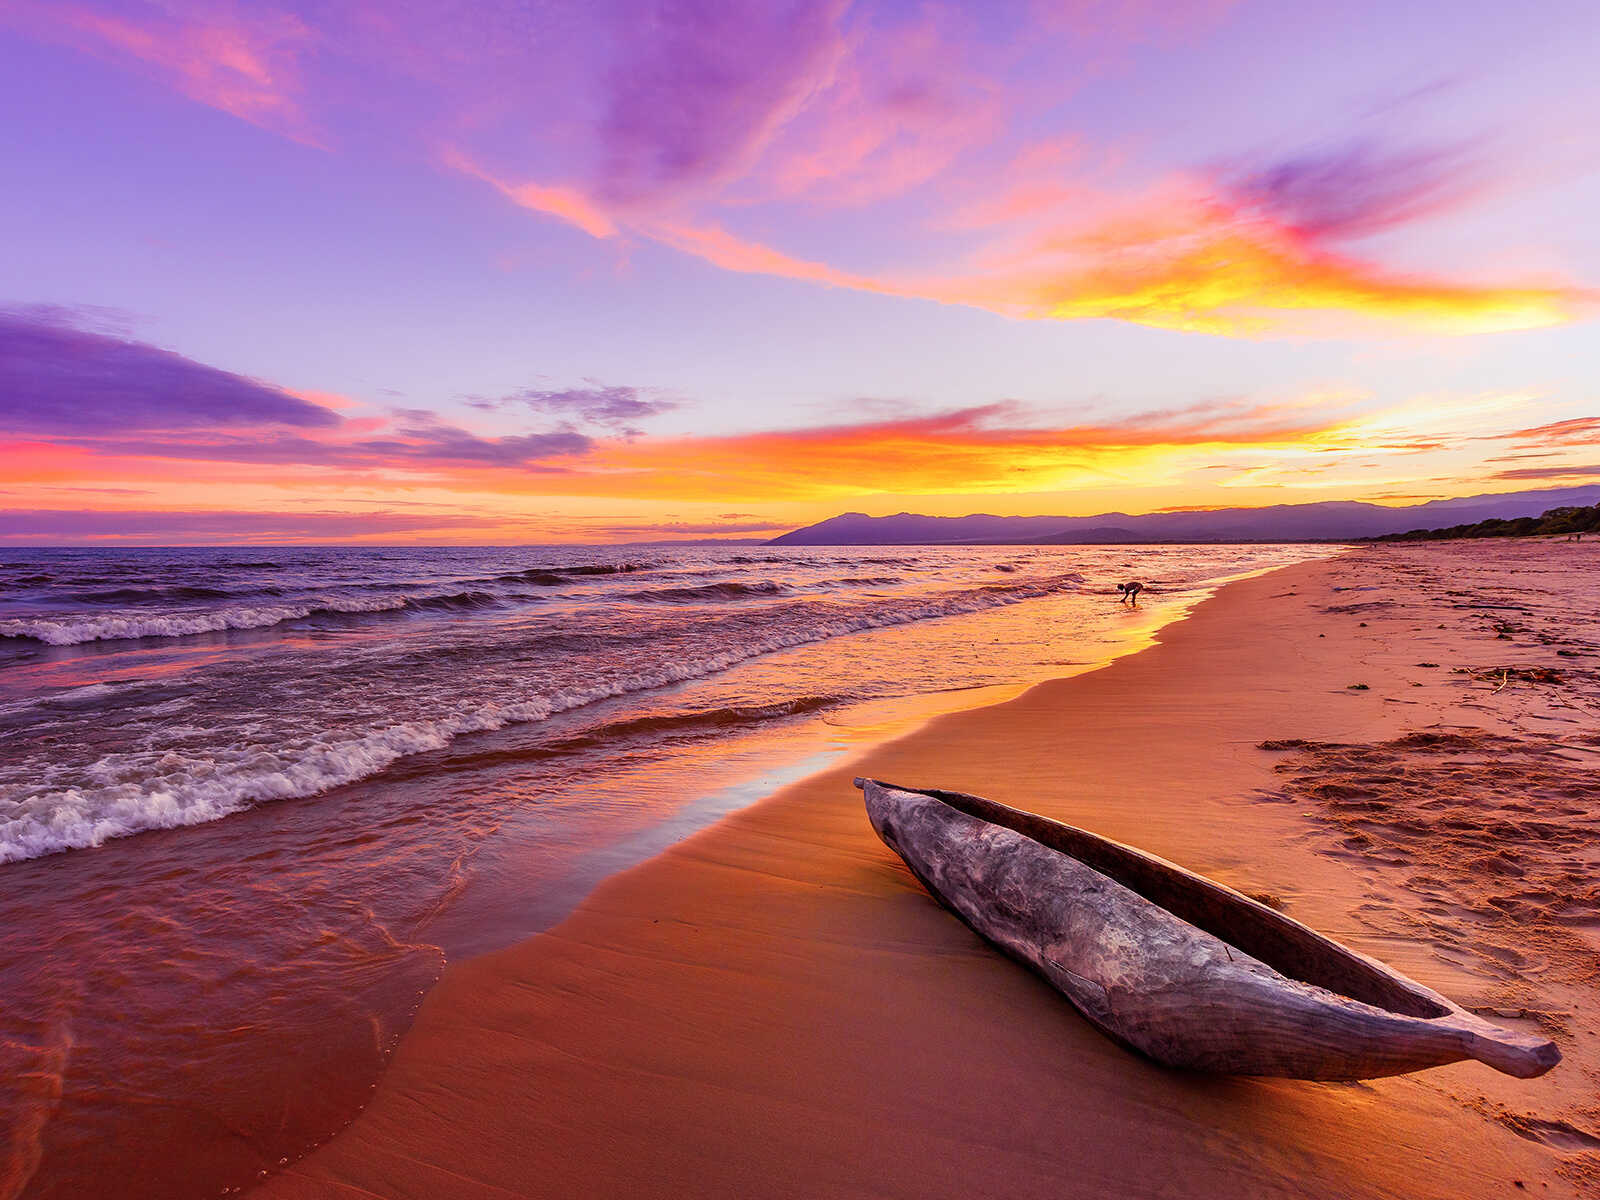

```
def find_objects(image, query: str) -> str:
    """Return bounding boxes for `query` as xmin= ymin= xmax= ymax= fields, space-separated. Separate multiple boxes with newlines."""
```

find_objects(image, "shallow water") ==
xmin=0 ymin=542 xmax=1332 ymax=1198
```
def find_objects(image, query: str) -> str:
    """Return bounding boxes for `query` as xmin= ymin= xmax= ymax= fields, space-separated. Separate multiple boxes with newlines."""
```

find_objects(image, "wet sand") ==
xmin=259 ymin=542 xmax=1600 ymax=1199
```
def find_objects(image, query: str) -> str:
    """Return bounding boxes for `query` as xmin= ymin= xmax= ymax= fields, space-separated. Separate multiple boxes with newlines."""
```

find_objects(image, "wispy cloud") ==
xmin=1496 ymin=416 xmax=1600 ymax=446
xmin=1222 ymin=138 xmax=1484 ymax=240
xmin=51 ymin=426 xmax=592 ymax=472
xmin=500 ymin=383 xmax=675 ymax=431
xmin=595 ymin=519 xmax=788 ymax=538
xmin=571 ymin=396 xmax=1377 ymax=501
xmin=914 ymin=168 xmax=1584 ymax=335
xmin=15 ymin=1 xmax=1585 ymax=336
xmin=1492 ymin=463 xmax=1600 ymax=480
xmin=475 ymin=134 xmax=1587 ymax=336
xmin=0 ymin=507 xmax=494 ymax=542
xmin=590 ymin=0 xmax=851 ymax=209
xmin=5 ymin=0 xmax=321 ymax=144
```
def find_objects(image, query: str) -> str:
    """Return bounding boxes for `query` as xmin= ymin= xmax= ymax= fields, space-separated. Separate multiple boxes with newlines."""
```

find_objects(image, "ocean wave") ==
xmin=621 ymin=580 xmax=788 ymax=602
xmin=407 ymin=590 xmax=505 ymax=612
xmin=0 ymin=571 xmax=1084 ymax=862
xmin=495 ymin=562 xmax=655 ymax=585
xmin=0 ymin=680 xmax=130 ymax=721
xmin=68 ymin=585 xmax=252 ymax=604
xmin=592 ymin=695 xmax=844 ymax=739
xmin=0 ymin=581 xmax=567 ymax=645
xmin=557 ymin=562 xmax=656 ymax=576
xmin=441 ymin=695 xmax=850 ymax=769
xmin=0 ymin=596 xmax=409 ymax=646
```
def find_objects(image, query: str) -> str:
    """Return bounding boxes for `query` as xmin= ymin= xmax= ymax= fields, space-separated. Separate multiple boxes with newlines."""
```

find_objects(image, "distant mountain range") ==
xmin=766 ymin=485 xmax=1600 ymax=545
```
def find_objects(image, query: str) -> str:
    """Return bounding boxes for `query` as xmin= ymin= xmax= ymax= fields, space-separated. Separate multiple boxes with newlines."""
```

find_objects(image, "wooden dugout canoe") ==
xmin=856 ymin=778 xmax=1560 ymax=1080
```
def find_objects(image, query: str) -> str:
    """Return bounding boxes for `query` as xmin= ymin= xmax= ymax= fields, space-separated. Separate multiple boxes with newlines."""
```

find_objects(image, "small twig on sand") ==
xmin=1493 ymin=669 xmax=1510 ymax=695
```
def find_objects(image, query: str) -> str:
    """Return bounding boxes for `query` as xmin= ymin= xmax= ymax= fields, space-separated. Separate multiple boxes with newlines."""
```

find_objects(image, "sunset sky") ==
xmin=3 ymin=0 xmax=1598 ymax=543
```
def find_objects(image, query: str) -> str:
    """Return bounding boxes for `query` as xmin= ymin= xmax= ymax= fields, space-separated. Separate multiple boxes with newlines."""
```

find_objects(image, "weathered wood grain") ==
xmin=857 ymin=778 xmax=1560 ymax=1080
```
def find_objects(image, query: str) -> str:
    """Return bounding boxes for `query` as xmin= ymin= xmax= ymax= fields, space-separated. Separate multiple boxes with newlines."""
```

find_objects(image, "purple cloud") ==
xmin=595 ymin=0 xmax=848 ymax=206
xmin=375 ymin=417 xmax=593 ymax=467
xmin=0 ymin=305 xmax=340 ymax=434
xmin=511 ymin=384 xmax=673 ymax=427
xmin=1226 ymin=138 xmax=1480 ymax=240
xmin=1492 ymin=464 xmax=1600 ymax=480
xmin=79 ymin=424 xmax=591 ymax=471
xmin=0 ymin=313 xmax=598 ymax=471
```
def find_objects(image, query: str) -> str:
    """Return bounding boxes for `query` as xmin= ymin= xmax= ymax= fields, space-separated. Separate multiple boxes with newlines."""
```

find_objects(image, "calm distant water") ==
xmin=0 ymin=542 xmax=1333 ymax=1198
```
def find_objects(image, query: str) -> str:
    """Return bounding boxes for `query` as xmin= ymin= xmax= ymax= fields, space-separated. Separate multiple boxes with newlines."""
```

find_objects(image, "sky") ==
xmin=2 ymin=0 xmax=1598 ymax=544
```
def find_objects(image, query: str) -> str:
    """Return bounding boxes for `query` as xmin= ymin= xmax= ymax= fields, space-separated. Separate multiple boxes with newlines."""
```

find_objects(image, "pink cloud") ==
xmin=588 ymin=0 xmax=851 ymax=209
xmin=13 ymin=0 xmax=322 ymax=144
xmin=443 ymin=149 xmax=618 ymax=239
xmin=738 ymin=6 xmax=1005 ymax=208
xmin=1028 ymin=0 xmax=1242 ymax=40
xmin=1498 ymin=417 xmax=1600 ymax=446
xmin=10 ymin=0 xmax=1591 ymax=337
xmin=640 ymin=219 xmax=878 ymax=290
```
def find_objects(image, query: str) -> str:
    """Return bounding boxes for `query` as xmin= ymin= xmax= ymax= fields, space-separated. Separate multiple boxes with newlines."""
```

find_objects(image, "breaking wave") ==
xmin=0 ymin=572 xmax=1083 ymax=862
xmin=0 ymin=596 xmax=410 ymax=646
xmin=590 ymin=695 xmax=844 ymax=739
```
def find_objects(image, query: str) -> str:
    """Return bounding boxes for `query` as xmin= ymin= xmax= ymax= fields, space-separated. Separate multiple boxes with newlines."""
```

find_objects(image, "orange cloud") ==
xmin=550 ymin=400 xmax=1367 ymax=503
xmin=934 ymin=183 xmax=1586 ymax=335
xmin=1 ymin=395 xmax=1357 ymax=508
xmin=472 ymin=157 xmax=1587 ymax=336
xmin=641 ymin=220 xmax=880 ymax=291
xmin=1498 ymin=416 xmax=1600 ymax=446
xmin=8 ymin=389 xmax=1582 ymax=541
xmin=451 ymin=51 xmax=1591 ymax=338
xmin=443 ymin=151 xmax=618 ymax=239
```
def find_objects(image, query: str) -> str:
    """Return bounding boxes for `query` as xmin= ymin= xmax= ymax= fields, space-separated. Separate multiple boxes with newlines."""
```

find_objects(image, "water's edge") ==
xmin=242 ymin=555 xmax=1324 ymax=1195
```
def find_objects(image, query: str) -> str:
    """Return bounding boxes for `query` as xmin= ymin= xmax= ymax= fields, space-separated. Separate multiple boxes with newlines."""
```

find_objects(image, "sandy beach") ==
xmin=251 ymin=541 xmax=1600 ymax=1199
xmin=8 ymin=4 xmax=1598 ymax=1196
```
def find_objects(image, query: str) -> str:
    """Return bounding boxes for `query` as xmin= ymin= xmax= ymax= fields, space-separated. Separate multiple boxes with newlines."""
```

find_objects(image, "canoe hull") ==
xmin=859 ymin=778 xmax=1559 ymax=1080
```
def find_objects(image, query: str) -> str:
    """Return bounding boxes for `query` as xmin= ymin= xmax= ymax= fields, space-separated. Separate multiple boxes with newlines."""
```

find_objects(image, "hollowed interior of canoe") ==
xmin=905 ymin=785 xmax=1450 ymax=1019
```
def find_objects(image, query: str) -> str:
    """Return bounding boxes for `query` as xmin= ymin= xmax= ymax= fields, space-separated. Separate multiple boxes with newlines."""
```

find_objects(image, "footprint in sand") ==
xmin=1502 ymin=1116 xmax=1600 ymax=1152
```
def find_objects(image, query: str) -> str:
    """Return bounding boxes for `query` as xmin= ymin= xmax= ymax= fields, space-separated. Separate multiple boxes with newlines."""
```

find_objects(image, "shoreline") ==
xmin=4 ymin=548 xmax=1329 ymax=1200
xmin=260 ymin=544 xmax=1596 ymax=1198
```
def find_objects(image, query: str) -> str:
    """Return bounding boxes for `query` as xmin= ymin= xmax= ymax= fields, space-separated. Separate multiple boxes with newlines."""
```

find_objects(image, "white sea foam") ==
xmin=0 ymin=596 xmax=409 ymax=645
xmin=0 ymin=572 xmax=1085 ymax=863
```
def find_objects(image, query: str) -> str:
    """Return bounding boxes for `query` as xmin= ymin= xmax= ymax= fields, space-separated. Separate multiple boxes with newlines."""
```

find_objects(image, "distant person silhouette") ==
xmin=1117 ymin=581 xmax=1144 ymax=605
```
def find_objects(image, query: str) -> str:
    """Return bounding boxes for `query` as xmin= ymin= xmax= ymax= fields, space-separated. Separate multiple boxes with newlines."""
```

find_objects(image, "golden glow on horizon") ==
xmin=7 ymin=390 xmax=1595 ymax=542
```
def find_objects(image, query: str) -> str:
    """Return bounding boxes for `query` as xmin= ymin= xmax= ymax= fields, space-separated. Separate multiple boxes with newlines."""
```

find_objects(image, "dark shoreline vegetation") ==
xmin=1374 ymin=503 xmax=1600 ymax=543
